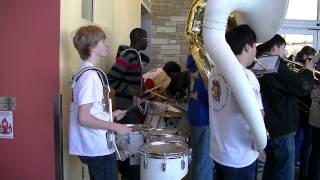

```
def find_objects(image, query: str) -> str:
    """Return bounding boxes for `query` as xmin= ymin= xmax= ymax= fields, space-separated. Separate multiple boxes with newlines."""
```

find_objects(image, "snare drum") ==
xmin=116 ymin=124 xmax=151 ymax=155
xmin=146 ymin=128 xmax=178 ymax=143
xmin=147 ymin=128 xmax=178 ymax=136
xmin=145 ymin=101 xmax=183 ymax=128
xmin=151 ymin=101 xmax=183 ymax=113
xmin=149 ymin=134 xmax=187 ymax=144
xmin=139 ymin=141 xmax=189 ymax=180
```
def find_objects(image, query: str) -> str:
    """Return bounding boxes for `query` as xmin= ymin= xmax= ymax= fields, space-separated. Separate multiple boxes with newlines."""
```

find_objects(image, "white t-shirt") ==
xmin=69 ymin=61 xmax=115 ymax=156
xmin=208 ymin=67 xmax=263 ymax=168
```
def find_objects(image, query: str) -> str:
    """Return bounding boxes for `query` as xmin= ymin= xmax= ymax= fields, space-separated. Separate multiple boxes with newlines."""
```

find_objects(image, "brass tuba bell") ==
xmin=186 ymin=0 xmax=238 ymax=87
xmin=186 ymin=0 xmax=210 ymax=87
xmin=187 ymin=0 xmax=289 ymax=151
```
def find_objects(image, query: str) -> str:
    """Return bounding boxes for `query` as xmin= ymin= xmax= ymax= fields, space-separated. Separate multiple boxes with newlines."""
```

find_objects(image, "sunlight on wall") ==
xmin=60 ymin=0 xmax=141 ymax=179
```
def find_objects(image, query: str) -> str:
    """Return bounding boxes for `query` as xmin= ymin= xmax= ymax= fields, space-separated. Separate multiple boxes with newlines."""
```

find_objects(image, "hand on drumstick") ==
xmin=113 ymin=109 xmax=127 ymax=121
xmin=114 ymin=123 xmax=132 ymax=135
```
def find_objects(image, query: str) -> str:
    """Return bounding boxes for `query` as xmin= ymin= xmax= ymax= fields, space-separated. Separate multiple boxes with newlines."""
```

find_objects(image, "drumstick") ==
xmin=107 ymin=98 xmax=124 ymax=160
xmin=126 ymin=97 xmax=147 ymax=112
xmin=113 ymin=140 xmax=123 ymax=160
xmin=144 ymin=80 xmax=169 ymax=94
xmin=144 ymin=84 xmax=163 ymax=93
xmin=147 ymin=90 xmax=168 ymax=100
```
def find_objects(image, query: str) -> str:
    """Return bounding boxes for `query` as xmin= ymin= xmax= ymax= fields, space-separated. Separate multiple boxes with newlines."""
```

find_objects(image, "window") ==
xmin=282 ymin=33 xmax=314 ymax=57
xmin=285 ymin=0 xmax=318 ymax=20
xmin=82 ymin=0 xmax=94 ymax=21
xmin=281 ymin=0 xmax=320 ymax=51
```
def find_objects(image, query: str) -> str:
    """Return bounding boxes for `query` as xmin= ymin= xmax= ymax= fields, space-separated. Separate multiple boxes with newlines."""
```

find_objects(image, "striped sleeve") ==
xmin=107 ymin=53 xmax=141 ymax=96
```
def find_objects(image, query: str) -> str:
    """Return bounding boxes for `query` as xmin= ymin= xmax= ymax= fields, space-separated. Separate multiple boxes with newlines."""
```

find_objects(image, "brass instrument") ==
xmin=186 ymin=0 xmax=210 ymax=86
xmin=186 ymin=0 xmax=237 ymax=86
xmin=283 ymin=56 xmax=320 ymax=80
xmin=253 ymin=55 xmax=320 ymax=81
xmin=186 ymin=0 xmax=289 ymax=151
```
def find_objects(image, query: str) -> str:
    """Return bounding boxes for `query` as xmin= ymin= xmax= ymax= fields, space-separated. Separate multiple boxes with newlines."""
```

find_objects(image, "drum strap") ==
xmin=70 ymin=67 xmax=124 ymax=159
xmin=70 ymin=67 xmax=111 ymax=103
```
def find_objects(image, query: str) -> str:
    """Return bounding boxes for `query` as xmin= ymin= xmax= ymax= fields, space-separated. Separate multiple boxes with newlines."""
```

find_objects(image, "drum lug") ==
xmin=143 ymin=157 xmax=149 ymax=169
xmin=162 ymin=156 xmax=167 ymax=172
xmin=181 ymin=159 xmax=185 ymax=170
xmin=126 ymin=136 xmax=130 ymax=145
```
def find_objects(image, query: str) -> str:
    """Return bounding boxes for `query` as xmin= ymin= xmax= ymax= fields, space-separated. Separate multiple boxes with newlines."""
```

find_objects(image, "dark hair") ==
xmin=262 ymin=34 xmax=286 ymax=52
xmin=295 ymin=46 xmax=316 ymax=63
xmin=73 ymin=25 xmax=106 ymax=60
xmin=163 ymin=61 xmax=181 ymax=76
xmin=130 ymin=28 xmax=147 ymax=43
xmin=167 ymin=71 xmax=190 ymax=99
xmin=256 ymin=43 xmax=266 ymax=58
xmin=225 ymin=24 xmax=256 ymax=55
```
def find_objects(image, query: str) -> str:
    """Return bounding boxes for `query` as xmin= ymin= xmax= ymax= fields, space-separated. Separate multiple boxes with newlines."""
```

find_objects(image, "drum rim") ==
xmin=124 ymin=124 xmax=153 ymax=134
xmin=146 ymin=128 xmax=178 ymax=136
xmin=149 ymin=134 xmax=186 ymax=143
xmin=139 ymin=141 xmax=189 ymax=157
xmin=138 ymin=151 xmax=187 ymax=159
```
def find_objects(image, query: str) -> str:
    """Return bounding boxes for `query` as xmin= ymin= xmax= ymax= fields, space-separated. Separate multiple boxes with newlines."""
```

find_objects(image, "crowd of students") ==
xmin=68 ymin=24 xmax=320 ymax=180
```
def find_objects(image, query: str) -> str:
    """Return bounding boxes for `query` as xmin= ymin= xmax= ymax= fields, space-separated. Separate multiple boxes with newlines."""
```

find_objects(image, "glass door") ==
xmin=279 ymin=29 xmax=317 ymax=58
xmin=278 ymin=0 xmax=320 ymax=57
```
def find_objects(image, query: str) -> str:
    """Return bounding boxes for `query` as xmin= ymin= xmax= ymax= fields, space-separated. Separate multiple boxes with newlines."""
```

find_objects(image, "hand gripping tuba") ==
xmin=202 ymin=0 xmax=288 ymax=151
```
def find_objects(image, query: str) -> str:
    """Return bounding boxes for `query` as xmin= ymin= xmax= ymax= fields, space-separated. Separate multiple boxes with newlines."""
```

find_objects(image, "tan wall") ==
xmin=60 ymin=0 xmax=141 ymax=179
xmin=151 ymin=0 xmax=194 ymax=69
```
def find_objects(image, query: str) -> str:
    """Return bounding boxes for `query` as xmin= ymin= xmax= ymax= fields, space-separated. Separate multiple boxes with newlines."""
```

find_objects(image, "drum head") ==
xmin=152 ymin=101 xmax=183 ymax=113
xmin=140 ymin=141 xmax=187 ymax=157
xmin=151 ymin=134 xmax=186 ymax=143
xmin=147 ymin=128 xmax=178 ymax=136
xmin=126 ymin=124 xmax=153 ymax=133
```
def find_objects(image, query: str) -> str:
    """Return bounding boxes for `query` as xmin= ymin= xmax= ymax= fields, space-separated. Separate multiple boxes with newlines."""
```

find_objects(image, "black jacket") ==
xmin=298 ymin=94 xmax=312 ymax=127
xmin=259 ymin=60 xmax=314 ymax=138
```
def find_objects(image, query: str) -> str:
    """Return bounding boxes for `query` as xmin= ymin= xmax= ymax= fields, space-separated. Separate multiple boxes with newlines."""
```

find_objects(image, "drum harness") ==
xmin=70 ymin=66 xmax=123 ymax=159
xmin=120 ymin=48 xmax=149 ymax=115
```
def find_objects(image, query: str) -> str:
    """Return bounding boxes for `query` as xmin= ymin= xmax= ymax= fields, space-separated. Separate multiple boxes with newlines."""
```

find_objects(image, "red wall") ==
xmin=0 ymin=1 xmax=60 ymax=180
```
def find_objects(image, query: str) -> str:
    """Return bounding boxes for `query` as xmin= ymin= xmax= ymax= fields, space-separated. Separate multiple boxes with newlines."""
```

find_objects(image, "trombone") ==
xmin=254 ymin=55 xmax=320 ymax=81
xmin=282 ymin=58 xmax=320 ymax=81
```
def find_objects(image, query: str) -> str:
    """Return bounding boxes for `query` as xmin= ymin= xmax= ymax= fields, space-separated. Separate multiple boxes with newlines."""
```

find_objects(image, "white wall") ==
xmin=60 ymin=0 xmax=142 ymax=179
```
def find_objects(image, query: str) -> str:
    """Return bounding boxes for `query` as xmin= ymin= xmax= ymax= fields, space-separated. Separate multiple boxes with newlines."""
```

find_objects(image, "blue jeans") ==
xmin=214 ymin=160 xmax=256 ymax=180
xmin=299 ymin=126 xmax=313 ymax=177
xmin=308 ymin=127 xmax=320 ymax=180
xmin=189 ymin=125 xmax=214 ymax=180
xmin=262 ymin=134 xmax=295 ymax=180
xmin=295 ymin=127 xmax=304 ymax=164
xmin=79 ymin=153 xmax=117 ymax=180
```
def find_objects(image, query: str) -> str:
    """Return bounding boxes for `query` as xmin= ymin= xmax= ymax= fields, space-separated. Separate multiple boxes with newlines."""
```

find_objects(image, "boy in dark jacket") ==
xmin=259 ymin=34 xmax=314 ymax=180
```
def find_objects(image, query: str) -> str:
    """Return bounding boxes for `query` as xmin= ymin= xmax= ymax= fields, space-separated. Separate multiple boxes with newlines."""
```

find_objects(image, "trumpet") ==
xmin=283 ymin=58 xmax=320 ymax=80
xmin=253 ymin=55 xmax=320 ymax=81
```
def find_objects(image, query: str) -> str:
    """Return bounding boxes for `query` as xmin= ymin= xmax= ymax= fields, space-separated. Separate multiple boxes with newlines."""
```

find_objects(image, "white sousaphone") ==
xmin=202 ymin=0 xmax=289 ymax=151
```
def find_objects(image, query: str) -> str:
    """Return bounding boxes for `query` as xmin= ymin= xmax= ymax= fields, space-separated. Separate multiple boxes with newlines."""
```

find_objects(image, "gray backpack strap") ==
xmin=70 ymin=67 xmax=110 ymax=102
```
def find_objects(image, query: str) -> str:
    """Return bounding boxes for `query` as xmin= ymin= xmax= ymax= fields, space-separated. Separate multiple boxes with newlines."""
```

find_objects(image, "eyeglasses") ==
xmin=143 ymin=37 xmax=151 ymax=42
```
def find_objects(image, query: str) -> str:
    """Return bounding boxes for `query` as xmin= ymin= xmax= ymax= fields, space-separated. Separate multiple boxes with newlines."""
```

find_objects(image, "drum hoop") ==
xmin=138 ymin=150 xmax=187 ymax=159
xmin=147 ymin=128 xmax=178 ymax=136
xmin=124 ymin=124 xmax=153 ymax=134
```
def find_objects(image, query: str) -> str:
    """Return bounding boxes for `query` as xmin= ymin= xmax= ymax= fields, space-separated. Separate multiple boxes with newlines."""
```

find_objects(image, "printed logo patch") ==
xmin=210 ymin=75 xmax=229 ymax=111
